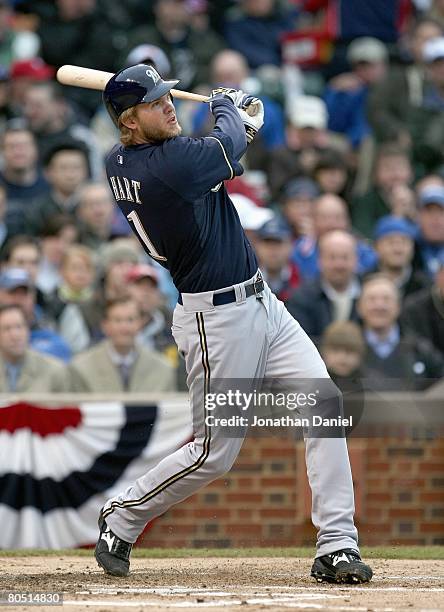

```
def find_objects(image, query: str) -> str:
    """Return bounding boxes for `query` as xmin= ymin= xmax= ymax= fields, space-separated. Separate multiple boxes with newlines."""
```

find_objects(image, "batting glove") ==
xmin=236 ymin=99 xmax=264 ymax=144
xmin=209 ymin=87 xmax=246 ymax=111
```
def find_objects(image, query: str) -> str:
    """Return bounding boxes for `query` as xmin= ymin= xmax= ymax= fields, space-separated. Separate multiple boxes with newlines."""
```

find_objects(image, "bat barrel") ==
xmin=56 ymin=65 xmax=113 ymax=91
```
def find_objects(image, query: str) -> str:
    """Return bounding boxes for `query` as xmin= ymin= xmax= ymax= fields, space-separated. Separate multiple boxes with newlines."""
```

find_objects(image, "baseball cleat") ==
xmin=311 ymin=549 xmax=373 ymax=584
xmin=95 ymin=509 xmax=132 ymax=577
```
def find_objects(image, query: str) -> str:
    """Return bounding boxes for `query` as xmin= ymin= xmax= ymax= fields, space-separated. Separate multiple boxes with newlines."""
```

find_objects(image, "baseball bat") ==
xmin=56 ymin=65 xmax=259 ymax=116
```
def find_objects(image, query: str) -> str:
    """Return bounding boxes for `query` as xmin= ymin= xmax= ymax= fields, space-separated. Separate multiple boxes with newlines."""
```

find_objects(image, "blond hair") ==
xmin=61 ymin=244 xmax=96 ymax=271
xmin=118 ymin=107 xmax=138 ymax=146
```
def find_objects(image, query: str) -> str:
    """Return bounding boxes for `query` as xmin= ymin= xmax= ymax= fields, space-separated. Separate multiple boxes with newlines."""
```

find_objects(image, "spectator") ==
xmin=406 ymin=35 xmax=444 ymax=173
xmin=223 ymin=0 xmax=297 ymax=69
xmin=351 ymin=144 xmax=414 ymax=239
xmin=0 ymin=267 xmax=71 ymax=362
xmin=125 ymin=44 xmax=172 ymax=76
xmin=402 ymin=252 xmax=444 ymax=356
xmin=0 ymin=2 xmax=41 ymax=69
xmin=69 ymin=296 xmax=176 ymax=392
xmin=312 ymin=149 xmax=349 ymax=197
xmin=0 ymin=184 xmax=8 ymax=250
xmin=302 ymin=0 xmax=409 ymax=46
xmin=292 ymin=194 xmax=377 ymax=280
xmin=371 ymin=215 xmax=430 ymax=297
xmin=325 ymin=37 xmax=388 ymax=149
xmin=287 ymin=230 xmax=361 ymax=341
xmin=229 ymin=193 xmax=274 ymax=244
xmin=45 ymin=244 xmax=96 ymax=316
xmin=278 ymin=177 xmax=319 ymax=240
xmin=2 ymin=235 xmax=41 ymax=282
xmin=1 ymin=234 xmax=45 ymax=306
xmin=22 ymin=81 xmax=102 ymax=177
xmin=44 ymin=244 xmax=96 ymax=354
xmin=58 ymin=238 xmax=143 ymax=354
xmin=9 ymin=58 xmax=54 ymax=115
xmin=0 ymin=303 xmax=69 ymax=392
xmin=36 ymin=214 xmax=78 ymax=295
xmin=0 ymin=66 xmax=13 ymax=131
xmin=121 ymin=0 xmax=224 ymax=92
xmin=27 ymin=141 xmax=90 ymax=234
xmin=125 ymin=263 xmax=177 ymax=362
xmin=357 ymin=273 xmax=444 ymax=390
xmin=254 ymin=216 xmax=300 ymax=303
xmin=37 ymin=0 xmax=116 ymax=115
xmin=100 ymin=239 xmax=141 ymax=300
xmin=321 ymin=320 xmax=365 ymax=381
xmin=368 ymin=17 xmax=443 ymax=147
xmin=320 ymin=320 xmax=366 ymax=433
xmin=267 ymin=96 xmax=337 ymax=197
xmin=427 ymin=0 xmax=444 ymax=29
xmin=76 ymin=182 xmax=117 ymax=250
xmin=190 ymin=49 xmax=285 ymax=156
xmin=0 ymin=122 xmax=49 ymax=236
xmin=414 ymin=184 xmax=444 ymax=276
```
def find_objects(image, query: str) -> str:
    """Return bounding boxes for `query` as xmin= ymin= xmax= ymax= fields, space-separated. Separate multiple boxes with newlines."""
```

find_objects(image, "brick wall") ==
xmin=139 ymin=435 xmax=444 ymax=548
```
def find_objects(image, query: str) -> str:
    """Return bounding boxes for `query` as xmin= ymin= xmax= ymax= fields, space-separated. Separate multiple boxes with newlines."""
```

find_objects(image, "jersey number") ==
xmin=127 ymin=210 xmax=167 ymax=262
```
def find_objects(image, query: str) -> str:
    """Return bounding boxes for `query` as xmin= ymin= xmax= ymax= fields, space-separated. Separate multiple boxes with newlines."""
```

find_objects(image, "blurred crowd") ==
xmin=0 ymin=0 xmax=444 ymax=394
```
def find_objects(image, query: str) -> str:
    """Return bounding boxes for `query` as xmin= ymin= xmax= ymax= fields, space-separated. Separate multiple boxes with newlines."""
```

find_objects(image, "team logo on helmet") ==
xmin=146 ymin=68 xmax=160 ymax=85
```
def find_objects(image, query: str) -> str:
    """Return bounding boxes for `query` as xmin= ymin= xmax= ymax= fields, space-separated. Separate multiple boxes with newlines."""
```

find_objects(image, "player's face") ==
xmin=129 ymin=95 xmax=182 ymax=143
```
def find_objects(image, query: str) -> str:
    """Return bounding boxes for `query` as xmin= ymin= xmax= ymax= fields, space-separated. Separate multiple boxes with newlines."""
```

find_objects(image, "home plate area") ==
xmin=1 ymin=557 xmax=443 ymax=611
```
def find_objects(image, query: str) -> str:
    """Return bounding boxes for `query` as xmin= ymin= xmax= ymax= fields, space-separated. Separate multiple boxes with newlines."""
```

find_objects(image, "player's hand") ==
xmin=208 ymin=87 xmax=246 ymax=111
xmin=236 ymin=99 xmax=264 ymax=144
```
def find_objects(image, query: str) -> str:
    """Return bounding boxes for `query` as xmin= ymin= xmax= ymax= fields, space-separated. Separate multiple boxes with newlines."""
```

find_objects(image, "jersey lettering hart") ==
xmin=105 ymin=111 xmax=258 ymax=294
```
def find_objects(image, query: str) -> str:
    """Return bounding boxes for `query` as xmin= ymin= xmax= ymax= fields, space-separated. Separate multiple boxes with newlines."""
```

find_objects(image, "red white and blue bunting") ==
xmin=0 ymin=399 xmax=191 ymax=548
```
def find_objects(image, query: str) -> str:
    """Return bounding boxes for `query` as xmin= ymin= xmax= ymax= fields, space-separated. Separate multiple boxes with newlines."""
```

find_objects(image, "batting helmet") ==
xmin=103 ymin=64 xmax=179 ymax=126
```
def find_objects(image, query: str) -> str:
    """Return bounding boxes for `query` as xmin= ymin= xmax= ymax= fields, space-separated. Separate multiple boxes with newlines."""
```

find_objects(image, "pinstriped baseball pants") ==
xmin=103 ymin=278 xmax=359 ymax=557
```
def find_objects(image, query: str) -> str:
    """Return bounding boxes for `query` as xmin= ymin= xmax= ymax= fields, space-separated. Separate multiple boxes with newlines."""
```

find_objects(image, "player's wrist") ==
xmin=209 ymin=96 xmax=235 ymax=113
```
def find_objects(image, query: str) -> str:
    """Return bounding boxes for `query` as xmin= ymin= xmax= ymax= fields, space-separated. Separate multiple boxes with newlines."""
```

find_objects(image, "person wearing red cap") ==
xmin=9 ymin=58 xmax=54 ymax=114
xmin=126 ymin=263 xmax=180 ymax=372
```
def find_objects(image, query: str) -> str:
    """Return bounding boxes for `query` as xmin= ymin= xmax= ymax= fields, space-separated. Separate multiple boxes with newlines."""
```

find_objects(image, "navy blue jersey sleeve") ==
xmin=149 ymin=100 xmax=247 ymax=201
xmin=211 ymin=97 xmax=248 ymax=160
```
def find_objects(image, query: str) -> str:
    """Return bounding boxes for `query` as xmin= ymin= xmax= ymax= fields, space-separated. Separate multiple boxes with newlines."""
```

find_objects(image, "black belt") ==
xmin=178 ymin=275 xmax=264 ymax=306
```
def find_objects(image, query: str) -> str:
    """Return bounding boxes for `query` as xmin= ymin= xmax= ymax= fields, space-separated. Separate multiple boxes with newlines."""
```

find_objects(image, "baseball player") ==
xmin=95 ymin=63 xmax=373 ymax=584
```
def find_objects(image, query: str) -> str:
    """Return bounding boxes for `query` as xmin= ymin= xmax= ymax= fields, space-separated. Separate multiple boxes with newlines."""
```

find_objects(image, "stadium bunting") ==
xmin=0 ymin=400 xmax=191 ymax=548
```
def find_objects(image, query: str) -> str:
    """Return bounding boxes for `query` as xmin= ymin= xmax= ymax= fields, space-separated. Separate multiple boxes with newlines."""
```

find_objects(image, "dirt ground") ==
xmin=0 ymin=557 xmax=443 ymax=611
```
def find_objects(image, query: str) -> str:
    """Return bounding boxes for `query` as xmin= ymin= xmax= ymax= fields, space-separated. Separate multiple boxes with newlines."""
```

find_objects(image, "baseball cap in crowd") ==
xmin=287 ymin=96 xmax=328 ymax=130
xmin=418 ymin=184 xmax=444 ymax=208
xmin=126 ymin=263 xmax=159 ymax=286
xmin=257 ymin=216 xmax=292 ymax=241
xmin=230 ymin=193 xmax=274 ymax=231
xmin=10 ymin=57 xmax=55 ymax=80
xmin=281 ymin=177 xmax=320 ymax=201
xmin=0 ymin=66 xmax=9 ymax=82
xmin=125 ymin=44 xmax=171 ymax=76
xmin=101 ymin=239 xmax=140 ymax=268
xmin=347 ymin=37 xmax=388 ymax=65
xmin=373 ymin=215 xmax=417 ymax=241
xmin=0 ymin=268 xmax=33 ymax=291
xmin=423 ymin=37 xmax=444 ymax=63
